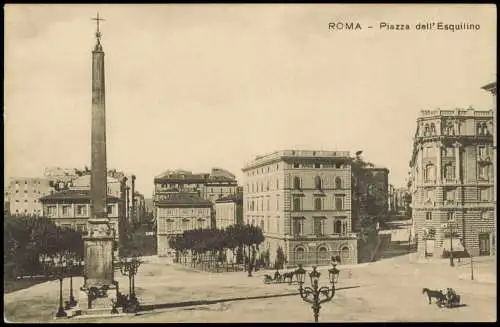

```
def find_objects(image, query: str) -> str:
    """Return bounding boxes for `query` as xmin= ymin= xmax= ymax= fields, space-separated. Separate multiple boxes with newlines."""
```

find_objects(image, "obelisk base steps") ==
xmin=78 ymin=283 xmax=122 ymax=316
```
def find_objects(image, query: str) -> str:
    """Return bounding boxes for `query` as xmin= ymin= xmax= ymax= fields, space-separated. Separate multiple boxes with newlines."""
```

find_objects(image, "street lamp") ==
xmin=67 ymin=256 xmax=83 ymax=308
xmin=443 ymin=222 xmax=458 ymax=267
xmin=54 ymin=255 xmax=68 ymax=318
xmin=296 ymin=263 xmax=340 ymax=323
xmin=119 ymin=256 xmax=142 ymax=302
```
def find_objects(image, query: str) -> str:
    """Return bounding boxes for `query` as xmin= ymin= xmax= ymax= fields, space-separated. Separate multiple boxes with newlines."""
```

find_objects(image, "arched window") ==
xmin=314 ymin=197 xmax=322 ymax=210
xmin=315 ymin=176 xmax=322 ymax=190
xmin=430 ymin=123 xmax=436 ymax=135
xmin=318 ymin=246 xmax=329 ymax=264
xmin=341 ymin=246 xmax=350 ymax=261
xmin=293 ymin=197 xmax=301 ymax=211
xmin=334 ymin=220 xmax=342 ymax=234
xmin=477 ymin=123 xmax=483 ymax=135
xmin=335 ymin=177 xmax=342 ymax=189
xmin=295 ymin=247 xmax=306 ymax=263
xmin=293 ymin=177 xmax=301 ymax=189
xmin=444 ymin=164 xmax=455 ymax=181
xmin=276 ymin=179 xmax=279 ymax=189
xmin=425 ymin=164 xmax=435 ymax=182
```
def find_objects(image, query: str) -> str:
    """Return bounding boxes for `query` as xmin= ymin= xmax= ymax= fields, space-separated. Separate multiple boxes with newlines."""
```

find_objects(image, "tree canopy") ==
xmin=168 ymin=224 xmax=264 ymax=254
xmin=4 ymin=214 xmax=84 ymax=278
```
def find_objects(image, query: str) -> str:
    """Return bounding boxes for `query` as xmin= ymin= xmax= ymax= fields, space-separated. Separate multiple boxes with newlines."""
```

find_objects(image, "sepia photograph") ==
xmin=3 ymin=3 xmax=496 ymax=323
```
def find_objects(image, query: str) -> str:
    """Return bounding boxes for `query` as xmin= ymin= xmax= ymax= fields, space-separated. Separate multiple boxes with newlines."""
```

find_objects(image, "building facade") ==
xmin=39 ymin=189 xmax=121 ymax=240
xmin=153 ymin=168 xmax=238 ymax=228
xmin=392 ymin=187 xmax=411 ymax=216
xmin=408 ymin=108 xmax=495 ymax=258
xmin=215 ymin=193 xmax=243 ymax=229
xmin=481 ymin=81 xmax=497 ymax=256
xmin=155 ymin=193 xmax=212 ymax=257
xmin=4 ymin=178 xmax=54 ymax=216
xmin=153 ymin=169 xmax=238 ymax=204
xmin=242 ymin=150 xmax=358 ymax=267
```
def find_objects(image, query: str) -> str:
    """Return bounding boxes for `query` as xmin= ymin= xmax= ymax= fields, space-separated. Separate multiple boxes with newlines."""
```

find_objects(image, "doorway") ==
xmin=478 ymin=233 xmax=491 ymax=256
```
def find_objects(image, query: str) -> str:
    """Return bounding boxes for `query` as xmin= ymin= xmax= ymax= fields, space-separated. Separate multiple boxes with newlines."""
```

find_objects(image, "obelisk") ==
xmin=81 ymin=13 xmax=118 ymax=312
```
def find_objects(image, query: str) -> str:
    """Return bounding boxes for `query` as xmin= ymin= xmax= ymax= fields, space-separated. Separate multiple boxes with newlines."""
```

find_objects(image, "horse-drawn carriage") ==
xmin=437 ymin=288 xmax=461 ymax=308
xmin=422 ymin=287 xmax=462 ymax=309
xmin=263 ymin=270 xmax=296 ymax=284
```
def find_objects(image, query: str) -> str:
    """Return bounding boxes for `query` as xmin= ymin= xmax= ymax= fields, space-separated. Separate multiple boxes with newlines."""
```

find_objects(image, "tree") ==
xmin=4 ymin=214 xmax=84 ymax=278
xmin=350 ymin=152 xmax=388 ymax=262
xmin=275 ymin=246 xmax=287 ymax=269
xmin=245 ymin=224 xmax=264 ymax=276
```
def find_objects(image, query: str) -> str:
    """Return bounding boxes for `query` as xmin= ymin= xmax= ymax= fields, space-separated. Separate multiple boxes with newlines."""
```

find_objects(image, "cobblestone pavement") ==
xmin=4 ymin=252 xmax=496 ymax=323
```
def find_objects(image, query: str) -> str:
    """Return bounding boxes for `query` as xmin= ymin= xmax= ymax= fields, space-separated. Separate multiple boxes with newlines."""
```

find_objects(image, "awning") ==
xmin=442 ymin=238 xmax=464 ymax=251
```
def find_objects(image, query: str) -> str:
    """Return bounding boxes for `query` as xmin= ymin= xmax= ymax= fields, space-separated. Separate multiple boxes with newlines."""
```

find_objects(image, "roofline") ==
xmin=481 ymin=81 xmax=497 ymax=93
xmin=242 ymin=150 xmax=352 ymax=172
xmin=153 ymin=202 xmax=212 ymax=208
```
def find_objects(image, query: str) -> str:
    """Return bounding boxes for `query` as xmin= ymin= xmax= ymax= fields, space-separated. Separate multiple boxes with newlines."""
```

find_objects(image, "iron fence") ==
xmin=289 ymin=250 xmax=343 ymax=266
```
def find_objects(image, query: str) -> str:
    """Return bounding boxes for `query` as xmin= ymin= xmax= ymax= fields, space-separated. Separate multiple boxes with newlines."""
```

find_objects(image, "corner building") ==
xmin=408 ymin=108 xmax=495 ymax=258
xmin=242 ymin=150 xmax=358 ymax=267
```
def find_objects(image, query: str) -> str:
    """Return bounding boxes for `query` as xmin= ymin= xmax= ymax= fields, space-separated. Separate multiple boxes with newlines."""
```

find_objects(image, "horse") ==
xmin=282 ymin=271 xmax=295 ymax=284
xmin=422 ymin=288 xmax=446 ymax=304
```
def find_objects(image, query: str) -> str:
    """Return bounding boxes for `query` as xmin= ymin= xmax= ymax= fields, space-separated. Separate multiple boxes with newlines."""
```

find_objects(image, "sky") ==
xmin=4 ymin=4 xmax=497 ymax=197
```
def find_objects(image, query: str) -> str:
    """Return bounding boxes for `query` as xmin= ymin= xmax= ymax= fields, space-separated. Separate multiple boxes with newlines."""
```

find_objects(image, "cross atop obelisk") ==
xmin=91 ymin=12 xmax=105 ymax=50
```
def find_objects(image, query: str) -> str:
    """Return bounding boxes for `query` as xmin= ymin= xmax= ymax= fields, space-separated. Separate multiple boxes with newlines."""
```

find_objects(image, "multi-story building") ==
xmin=153 ymin=169 xmax=238 ymax=203
xmin=153 ymin=168 xmax=238 ymax=227
xmin=408 ymin=108 xmax=495 ymax=258
xmin=393 ymin=187 xmax=411 ymax=216
xmin=132 ymin=192 xmax=147 ymax=225
xmin=202 ymin=168 xmax=239 ymax=202
xmin=481 ymin=81 xmax=496 ymax=256
xmin=70 ymin=174 xmax=122 ymax=198
xmin=4 ymin=178 xmax=54 ymax=216
xmin=39 ymin=189 xmax=121 ymax=240
xmin=155 ymin=193 xmax=212 ymax=256
xmin=242 ymin=150 xmax=359 ymax=267
xmin=215 ymin=192 xmax=243 ymax=229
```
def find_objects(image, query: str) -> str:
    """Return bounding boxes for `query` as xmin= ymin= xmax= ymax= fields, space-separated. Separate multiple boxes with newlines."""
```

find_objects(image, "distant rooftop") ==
xmin=215 ymin=193 xmax=243 ymax=203
xmin=243 ymin=149 xmax=351 ymax=171
xmin=154 ymin=168 xmax=237 ymax=183
xmin=418 ymin=107 xmax=492 ymax=119
xmin=154 ymin=192 xmax=212 ymax=207
xmin=39 ymin=189 xmax=121 ymax=202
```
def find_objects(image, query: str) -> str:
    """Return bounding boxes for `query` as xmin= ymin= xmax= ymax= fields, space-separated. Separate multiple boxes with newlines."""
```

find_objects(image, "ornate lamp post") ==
xmin=443 ymin=222 xmax=458 ymax=267
xmin=119 ymin=256 xmax=142 ymax=302
xmin=295 ymin=263 xmax=340 ymax=323
xmin=54 ymin=255 xmax=68 ymax=318
xmin=67 ymin=255 xmax=83 ymax=307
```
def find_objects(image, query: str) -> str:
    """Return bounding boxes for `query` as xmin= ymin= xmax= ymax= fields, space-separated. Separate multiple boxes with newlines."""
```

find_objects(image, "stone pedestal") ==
xmin=78 ymin=284 xmax=122 ymax=316
xmin=80 ymin=219 xmax=121 ymax=316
